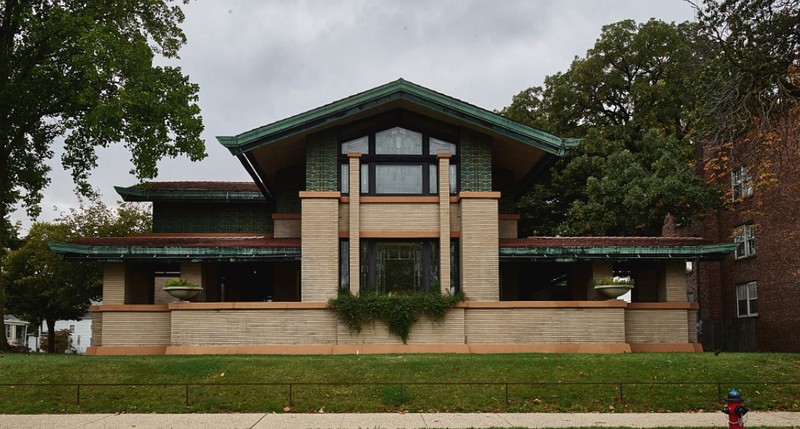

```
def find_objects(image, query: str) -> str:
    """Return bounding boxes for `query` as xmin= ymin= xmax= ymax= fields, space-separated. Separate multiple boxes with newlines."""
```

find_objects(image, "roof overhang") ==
xmin=49 ymin=236 xmax=301 ymax=263
xmin=499 ymin=237 xmax=739 ymax=262
xmin=116 ymin=183 xmax=266 ymax=203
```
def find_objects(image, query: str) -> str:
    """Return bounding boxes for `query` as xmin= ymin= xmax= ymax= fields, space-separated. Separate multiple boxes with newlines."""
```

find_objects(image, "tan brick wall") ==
xmin=360 ymin=203 xmax=439 ymax=232
xmin=338 ymin=308 xmax=465 ymax=344
xmin=449 ymin=203 xmax=461 ymax=233
xmin=171 ymin=309 xmax=338 ymax=345
xmin=102 ymin=312 xmax=171 ymax=346
xmin=301 ymin=193 xmax=340 ymax=301
xmin=498 ymin=219 xmax=518 ymax=239
xmin=625 ymin=309 xmax=690 ymax=343
xmin=274 ymin=218 xmax=301 ymax=238
xmin=103 ymin=263 xmax=125 ymax=304
xmin=664 ymin=261 xmax=687 ymax=302
xmin=459 ymin=196 xmax=499 ymax=301
xmin=465 ymin=307 xmax=626 ymax=343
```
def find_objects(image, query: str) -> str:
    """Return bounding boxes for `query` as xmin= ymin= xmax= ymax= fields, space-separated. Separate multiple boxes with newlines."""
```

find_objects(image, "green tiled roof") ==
xmin=217 ymin=79 xmax=579 ymax=156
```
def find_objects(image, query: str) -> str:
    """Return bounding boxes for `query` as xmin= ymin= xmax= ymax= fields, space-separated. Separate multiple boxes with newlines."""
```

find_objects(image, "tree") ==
xmin=501 ymin=19 xmax=720 ymax=236
xmin=4 ymin=200 xmax=150 ymax=352
xmin=0 ymin=0 xmax=205 ymax=350
xmin=690 ymin=0 xmax=800 ymax=187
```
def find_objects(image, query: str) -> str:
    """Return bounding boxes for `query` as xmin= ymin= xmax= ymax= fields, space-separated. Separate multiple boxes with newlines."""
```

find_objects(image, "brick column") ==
xmin=348 ymin=153 xmax=361 ymax=295
xmin=438 ymin=154 xmax=451 ymax=295
xmin=300 ymin=191 xmax=341 ymax=302
xmin=663 ymin=261 xmax=687 ymax=302
xmin=459 ymin=192 xmax=500 ymax=301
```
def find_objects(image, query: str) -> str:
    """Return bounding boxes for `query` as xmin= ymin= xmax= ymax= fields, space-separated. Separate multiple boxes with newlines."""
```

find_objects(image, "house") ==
xmin=38 ymin=315 xmax=94 ymax=354
xmin=50 ymin=80 xmax=737 ymax=355
xmin=3 ymin=315 xmax=29 ymax=348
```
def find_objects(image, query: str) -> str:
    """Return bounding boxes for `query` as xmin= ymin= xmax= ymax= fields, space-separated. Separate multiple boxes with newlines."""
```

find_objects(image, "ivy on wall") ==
xmin=328 ymin=291 xmax=466 ymax=343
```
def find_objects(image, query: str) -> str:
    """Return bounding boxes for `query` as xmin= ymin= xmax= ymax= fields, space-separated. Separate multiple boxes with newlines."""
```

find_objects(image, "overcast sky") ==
xmin=11 ymin=0 xmax=697 ymax=231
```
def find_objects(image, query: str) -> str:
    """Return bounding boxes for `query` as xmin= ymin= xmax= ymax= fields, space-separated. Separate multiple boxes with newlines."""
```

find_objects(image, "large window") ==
xmin=734 ymin=224 xmax=756 ymax=259
xmin=731 ymin=166 xmax=753 ymax=201
xmin=736 ymin=281 xmax=758 ymax=317
xmin=360 ymin=240 xmax=439 ymax=293
xmin=340 ymin=126 xmax=458 ymax=195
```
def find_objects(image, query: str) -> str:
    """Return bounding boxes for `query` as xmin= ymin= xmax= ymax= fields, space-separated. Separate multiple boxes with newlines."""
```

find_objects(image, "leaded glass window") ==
xmin=376 ymin=127 xmax=422 ymax=155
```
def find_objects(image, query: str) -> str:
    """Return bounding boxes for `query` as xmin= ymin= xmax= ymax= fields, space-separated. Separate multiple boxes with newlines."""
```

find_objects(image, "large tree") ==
xmin=4 ymin=201 xmax=151 ymax=352
xmin=0 ymin=1 xmax=204 ymax=350
xmin=501 ymin=19 xmax=719 ymax=236
xmin=691 ymin=0 xmax=800 ymax=186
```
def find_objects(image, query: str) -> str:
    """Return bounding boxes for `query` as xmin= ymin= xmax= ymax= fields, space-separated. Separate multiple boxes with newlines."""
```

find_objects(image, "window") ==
xmin=736 ymin=281 xmax=758 ymax=317
xmin=359 ymin=240 xmax=439 ymax=293
xmin=339 ymin=126 xmax=458 ymax=195
xmin=734 ymin=224 xmax=756 ymax=259
xmin=731 ymin=166 xmax=753 ymax=201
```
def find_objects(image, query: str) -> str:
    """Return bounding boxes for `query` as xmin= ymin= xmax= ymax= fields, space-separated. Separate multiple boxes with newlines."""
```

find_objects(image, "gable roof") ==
xmin=217 ymin=79 xmax=579 ymax=157
xmin=116 ymin=182 xmax=265 ymax=202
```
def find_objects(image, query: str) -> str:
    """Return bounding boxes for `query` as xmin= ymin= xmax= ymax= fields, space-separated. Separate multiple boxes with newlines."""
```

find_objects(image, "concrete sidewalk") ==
xmin=0 ymin=412 xmax=798 ymax=429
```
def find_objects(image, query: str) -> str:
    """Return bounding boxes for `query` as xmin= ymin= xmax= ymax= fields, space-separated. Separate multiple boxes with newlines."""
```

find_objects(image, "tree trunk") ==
xmin=46 ymin=318 xmax=56 ymax=353
xmin=0 ymin=230 xmax=8 ymax=352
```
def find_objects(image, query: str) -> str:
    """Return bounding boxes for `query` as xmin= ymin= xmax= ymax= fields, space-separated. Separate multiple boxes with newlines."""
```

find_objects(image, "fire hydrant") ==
xmin=722 ymin=388 xmax=749 ymax=429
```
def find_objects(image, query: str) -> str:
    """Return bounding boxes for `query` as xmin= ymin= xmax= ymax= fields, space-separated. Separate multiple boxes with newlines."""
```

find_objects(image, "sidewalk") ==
xmin=0 ymin=412 xmax=798 ymax=429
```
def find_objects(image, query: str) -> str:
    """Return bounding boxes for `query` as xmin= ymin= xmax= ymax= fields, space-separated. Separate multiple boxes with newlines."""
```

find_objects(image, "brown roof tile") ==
xmin=73 ymin=235 xmax=300 ymax=248
xmin=500 ymin=236 xmax=709 ymax=248
xmin=141 ymin=182 xmax=260 ymax=192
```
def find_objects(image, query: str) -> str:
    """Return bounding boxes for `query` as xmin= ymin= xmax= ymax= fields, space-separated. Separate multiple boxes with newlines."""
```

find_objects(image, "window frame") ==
xmin=734 ymin=223 xmax=756 ymax=259
xmin=339 ymin=125 xmax=459 ymax=196
xmin=736 ymin=281 xmax=758 ymax=317
xmin=731 ymin=165 xmax=753 ymax=202
xmin=358 ymin=239 xmax=440 ymax=294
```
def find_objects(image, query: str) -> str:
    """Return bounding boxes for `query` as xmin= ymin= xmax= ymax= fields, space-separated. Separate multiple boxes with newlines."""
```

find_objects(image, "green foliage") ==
xmin=39 ymin=329 xmax=73 ymax=354
xmin=503 ymin=19 xmax=721 ymax=236
xmin=591 ymin=277 xmax=635 ymax=286
xmin=164 ymin=278 xmax=201 ymax=289
xmin=328 ymin=291 xmax=465 ymax=343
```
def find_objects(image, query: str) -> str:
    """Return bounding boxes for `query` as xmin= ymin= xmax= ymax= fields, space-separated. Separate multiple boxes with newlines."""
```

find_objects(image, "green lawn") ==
xmin=0 ymin=352 xmax=798 ymax=414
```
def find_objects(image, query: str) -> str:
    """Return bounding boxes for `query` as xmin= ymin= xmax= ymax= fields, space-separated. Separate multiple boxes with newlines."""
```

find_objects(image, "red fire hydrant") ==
xmin=722 ymin=388 xmax=749 ymax=429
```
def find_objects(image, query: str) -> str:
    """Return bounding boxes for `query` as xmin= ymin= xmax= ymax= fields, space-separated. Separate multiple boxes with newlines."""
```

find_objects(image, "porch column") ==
xmin=348 ymin=153 xmax=361 ymax=295
xmin=438 ymin=154 xmax=451 ymax=295
xmin=103 ymin=263 xmax=126 ymax=304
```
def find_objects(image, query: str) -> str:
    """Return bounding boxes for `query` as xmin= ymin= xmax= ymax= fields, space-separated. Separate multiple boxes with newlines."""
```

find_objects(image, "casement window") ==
xmin=731 ymin=166 xmax=753 ymax=201
xmin=360 ymin=240 xmax=440 ymax=294
xmin=339 ymin=126 xmax=458 ymax=195
xmin=736 ymin=281 xmax=758 ymax=317
xmin=734 ymin=224 xmax=756 ymax=259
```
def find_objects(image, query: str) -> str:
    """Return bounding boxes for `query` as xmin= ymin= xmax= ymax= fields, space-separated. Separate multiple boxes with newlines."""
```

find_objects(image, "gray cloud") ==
xmin=10 ymin=0 xmax=696 ymax=231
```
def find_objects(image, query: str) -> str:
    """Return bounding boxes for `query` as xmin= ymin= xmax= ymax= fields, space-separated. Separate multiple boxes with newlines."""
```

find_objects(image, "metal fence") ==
xmin=2 ymin=380 xmax=798 ymax=408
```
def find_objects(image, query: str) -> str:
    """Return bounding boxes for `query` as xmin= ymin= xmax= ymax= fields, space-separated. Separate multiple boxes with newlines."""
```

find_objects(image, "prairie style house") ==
xmin=51 ymin=80 xmax=736 ymax=355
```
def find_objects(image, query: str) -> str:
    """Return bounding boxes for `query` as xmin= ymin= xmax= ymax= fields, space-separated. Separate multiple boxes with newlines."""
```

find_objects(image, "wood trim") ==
xmin=467 ymin=344 xmax=632 ymax=354
xmin=499 ymin=214 xmax=521 ymax=220
xmin=299 ymin=191 xmax=341 ymax=199
xmin=629 ymin=343 xmax=702 ymax=353
xmin=341 ymin=231 xmax=460 ymax=238
xmin=166 ymin=345 xmax=336 ymax=355
xmin=458 ymin=191 xmax=501 ymax=199
xmin=450 ymin=231 xmax=461 ymax=238
xmin=272 ymin=213 xmax=301 ymax=220
xmin=129 ymin=232 xmax=272 ymax=237
xmin=91 ymin=304 xmax=170 ymax=312
xmin=627 ymin=302 xmax=698 ymax=310
xmin=168 ymin=302 xmax=328 ymax=310
xmin=87 ymin=346 xmax=168 ymax=355
xmin=458 ymin=300 xmax=627 ymax=309
xmin=436 ymin=153 xmax=452 ymax=159
xmin=359 ymin=231 xmax=440 ymax=239
xmin=346 ymin=152 xmax=362 ymax=158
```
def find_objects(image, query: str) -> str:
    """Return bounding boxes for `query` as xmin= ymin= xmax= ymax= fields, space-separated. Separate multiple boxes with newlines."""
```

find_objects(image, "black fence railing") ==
xmin=2 ymin=381 xmax=798 ymax=408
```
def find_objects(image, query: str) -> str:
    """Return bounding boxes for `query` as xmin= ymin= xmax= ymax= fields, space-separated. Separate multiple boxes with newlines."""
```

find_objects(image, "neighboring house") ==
xmin=50 ymin=80 xmax=736 ymax=355
xmin=674 ymin=132 xmax=800 ymax=352
xmin=3 ymin=315 xmax=29 ymax=347
xmin=39 ymin=315 xmax=94 ymax=354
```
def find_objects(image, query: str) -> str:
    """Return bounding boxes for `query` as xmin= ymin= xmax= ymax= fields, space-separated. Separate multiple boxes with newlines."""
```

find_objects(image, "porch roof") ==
xmin=49 ymin=234 xmax=300 ymax=262
xmin=116 ymin=181 xmax=264 ymax=202
xmin=499 ymin=237 xmax=738 ymax=261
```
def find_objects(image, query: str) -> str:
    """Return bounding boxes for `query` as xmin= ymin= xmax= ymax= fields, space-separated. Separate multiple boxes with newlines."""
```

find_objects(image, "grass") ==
xmin=0 ymin=352 xmax=798 ymax=414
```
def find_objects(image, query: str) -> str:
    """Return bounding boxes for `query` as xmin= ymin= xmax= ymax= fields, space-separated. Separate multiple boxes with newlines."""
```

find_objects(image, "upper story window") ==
xmin=339 ymin=126 xmax=458 ymax=195
xmin=734 ymin=223 xmax=756 ymax=259
xmin=731 ymin=166 xmax=753 ymax=201
xmin=736 ymin=281 xmax=758 ymax=317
